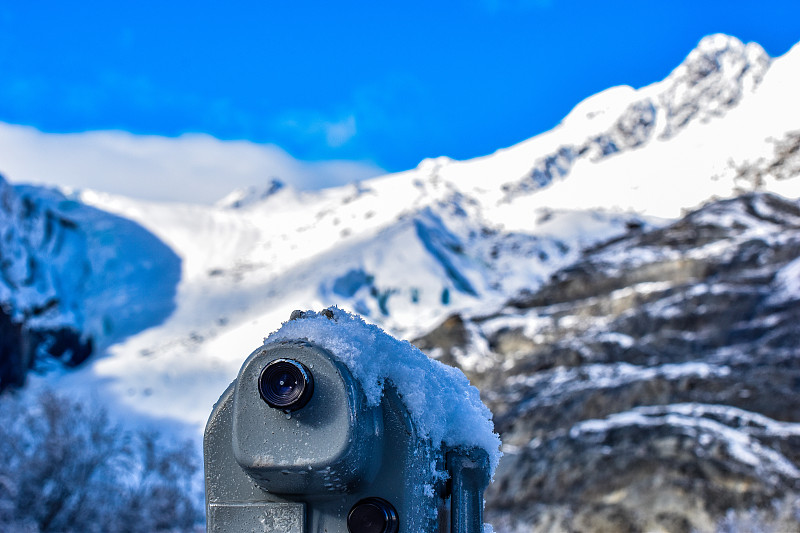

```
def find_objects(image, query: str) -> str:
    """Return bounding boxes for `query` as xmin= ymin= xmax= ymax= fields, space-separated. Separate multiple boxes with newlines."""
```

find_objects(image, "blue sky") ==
xmin=0 ymin=1 xmax=799 ymax=194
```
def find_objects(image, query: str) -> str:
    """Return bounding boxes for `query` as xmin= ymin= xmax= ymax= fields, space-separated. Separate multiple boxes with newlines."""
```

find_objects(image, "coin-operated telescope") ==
xmin=204 ymin=309 xmax=498 ymax=533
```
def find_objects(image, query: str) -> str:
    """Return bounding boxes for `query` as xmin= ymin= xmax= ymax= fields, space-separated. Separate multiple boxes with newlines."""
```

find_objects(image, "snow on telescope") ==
xmin=204 ymin=307 xmax=500 ymax=533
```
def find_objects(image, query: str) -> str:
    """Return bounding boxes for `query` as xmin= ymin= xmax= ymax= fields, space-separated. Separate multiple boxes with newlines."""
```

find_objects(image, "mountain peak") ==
xmin=216 ymin=178 xmax=286 ymax=209
xmin=499 ymin=33 xmax=780 ymax=202
xmin=684 ymin=33 xmax=770 ymax=85
xmin=694 ymin=32 xmax=748 ymax=54
xmin=656 ymin=34 xmax=770 ymax=137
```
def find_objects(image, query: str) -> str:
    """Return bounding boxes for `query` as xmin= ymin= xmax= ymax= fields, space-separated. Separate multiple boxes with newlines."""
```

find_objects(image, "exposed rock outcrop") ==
xmin=415 ymin=192 xmax=800 ymax=531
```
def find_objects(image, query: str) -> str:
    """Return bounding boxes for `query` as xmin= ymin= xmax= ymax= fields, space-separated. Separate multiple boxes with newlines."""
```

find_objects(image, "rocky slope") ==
xmin=415 ymin=192 xmax=800 ymax=531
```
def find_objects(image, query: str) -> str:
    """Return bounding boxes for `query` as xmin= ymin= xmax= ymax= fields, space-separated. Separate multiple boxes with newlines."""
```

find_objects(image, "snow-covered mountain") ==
xmin=1 ymin=33 xmax=799 ymax=531
xmin=76 ymin=34 xmax=799 ymax=336
xmin=0 ymin=176 xmax=180 ymax=389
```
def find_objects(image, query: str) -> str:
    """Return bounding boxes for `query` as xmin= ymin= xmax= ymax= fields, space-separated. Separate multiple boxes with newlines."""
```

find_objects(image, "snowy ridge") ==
xmin=486 ymin=35 xmax=796 ymax=217
xmin=216 ymin=178 xmax=286 ymax=209
xmin=506 ymin=361 xmax=731 ymax=410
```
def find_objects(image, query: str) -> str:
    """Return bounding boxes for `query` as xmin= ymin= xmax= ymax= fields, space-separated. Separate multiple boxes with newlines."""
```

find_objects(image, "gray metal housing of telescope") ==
xmin=204 ymin=333 xmax=490 ymax=533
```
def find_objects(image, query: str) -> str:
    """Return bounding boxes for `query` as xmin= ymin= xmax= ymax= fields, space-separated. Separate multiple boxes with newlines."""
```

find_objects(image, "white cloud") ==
xmin=0 ymin=122 xmax=385 ymax=204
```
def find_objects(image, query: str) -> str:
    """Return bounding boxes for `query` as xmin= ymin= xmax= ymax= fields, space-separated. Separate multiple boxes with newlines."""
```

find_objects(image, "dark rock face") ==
xmin=24 ymin=328 xmax=93 ymax=368
xmin=0 ymin=306 xmax=26 ymax=389
xmin=0 ymin=324 xmax=92 ymax=391
xmin=415 ymin=192 xmax=800 ymax=531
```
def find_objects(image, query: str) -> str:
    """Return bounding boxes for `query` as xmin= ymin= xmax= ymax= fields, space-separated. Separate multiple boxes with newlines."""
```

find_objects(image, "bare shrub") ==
xmin=0 ymin=391 xmax=202 ymax=532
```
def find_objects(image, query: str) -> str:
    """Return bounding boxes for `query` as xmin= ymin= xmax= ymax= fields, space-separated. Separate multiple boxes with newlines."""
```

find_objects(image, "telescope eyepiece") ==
xmin=259 ymin=359 xmax=314 ymax=411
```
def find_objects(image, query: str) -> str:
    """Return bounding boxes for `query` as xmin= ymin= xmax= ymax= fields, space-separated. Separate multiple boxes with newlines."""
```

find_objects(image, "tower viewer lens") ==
xmin=258 ymin=359 xmax=314 ymax=411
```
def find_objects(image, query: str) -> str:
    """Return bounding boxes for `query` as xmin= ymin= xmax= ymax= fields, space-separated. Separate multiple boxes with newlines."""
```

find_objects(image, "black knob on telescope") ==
xmin=347 ymin=497 xmax=399 ymax=533
xmin=259 ymin=359 xmax=314 ymax=411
